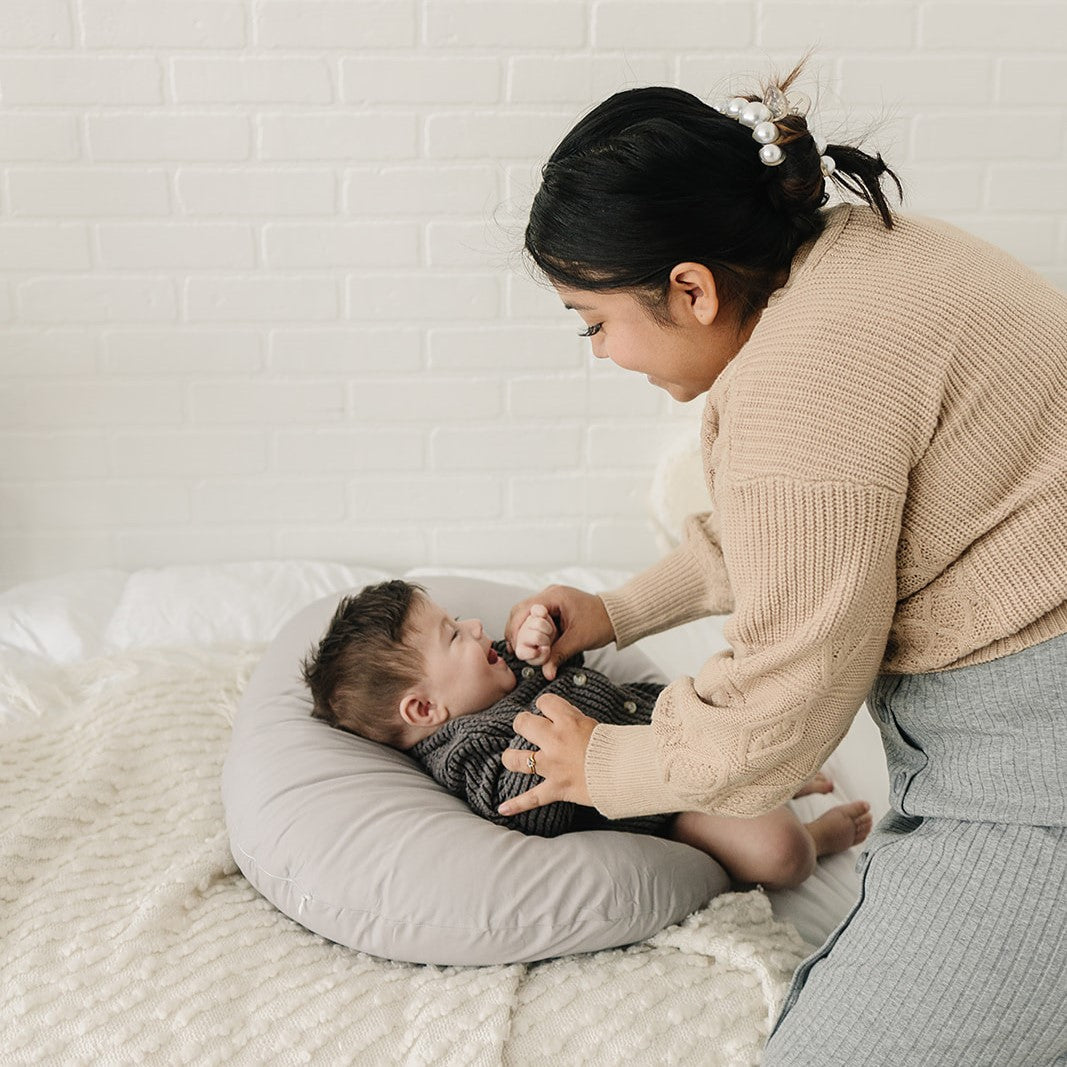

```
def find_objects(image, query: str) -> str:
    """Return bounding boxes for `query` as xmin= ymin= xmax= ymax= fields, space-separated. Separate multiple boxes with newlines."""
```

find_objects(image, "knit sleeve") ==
xmin=586 ymin=476 xmax=904 ymax=818
xmin=600 ymin=512 xmax=734 ymax=649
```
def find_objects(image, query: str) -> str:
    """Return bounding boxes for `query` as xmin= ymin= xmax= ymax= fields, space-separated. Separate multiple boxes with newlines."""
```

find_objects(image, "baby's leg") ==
xmin=670 ymin=801 xmax=872 ymax=891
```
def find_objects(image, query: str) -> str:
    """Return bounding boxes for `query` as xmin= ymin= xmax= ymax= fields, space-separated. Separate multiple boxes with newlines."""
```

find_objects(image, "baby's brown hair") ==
xmin=301 ymin=579 xmax=425 ymax=747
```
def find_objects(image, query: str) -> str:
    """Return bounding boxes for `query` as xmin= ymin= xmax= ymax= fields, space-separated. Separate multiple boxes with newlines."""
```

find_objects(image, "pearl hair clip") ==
xmin=720 ymin=85 xmax=836 ymax=177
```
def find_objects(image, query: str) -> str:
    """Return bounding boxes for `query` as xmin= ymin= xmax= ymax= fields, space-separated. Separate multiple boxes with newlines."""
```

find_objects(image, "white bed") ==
xmin=0 ymin=560 xmax=890 ymax=1065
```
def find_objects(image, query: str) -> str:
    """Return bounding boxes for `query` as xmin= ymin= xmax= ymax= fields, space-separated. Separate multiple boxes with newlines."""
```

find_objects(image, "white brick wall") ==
xmin=1 ymin=0 xmax=1065 ymax=588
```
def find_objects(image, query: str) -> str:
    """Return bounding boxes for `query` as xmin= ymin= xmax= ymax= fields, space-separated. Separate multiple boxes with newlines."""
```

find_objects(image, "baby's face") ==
xmin=407 ymin=596 xmax=516 ymax=718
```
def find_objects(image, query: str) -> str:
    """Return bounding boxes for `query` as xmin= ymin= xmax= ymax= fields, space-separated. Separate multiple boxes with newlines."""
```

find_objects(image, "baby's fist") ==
xmin=514 ymin=604 xmax=557 ymax=666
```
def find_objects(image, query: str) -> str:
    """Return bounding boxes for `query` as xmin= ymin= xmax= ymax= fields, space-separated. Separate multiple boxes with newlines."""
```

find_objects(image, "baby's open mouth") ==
xmin=487 ymin=648 xmax=498 ymax=665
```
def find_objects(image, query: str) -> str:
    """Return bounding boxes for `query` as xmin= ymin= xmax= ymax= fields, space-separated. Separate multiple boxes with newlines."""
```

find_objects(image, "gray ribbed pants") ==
xmin=763 ymin=633 xmax=1067 ymax=1066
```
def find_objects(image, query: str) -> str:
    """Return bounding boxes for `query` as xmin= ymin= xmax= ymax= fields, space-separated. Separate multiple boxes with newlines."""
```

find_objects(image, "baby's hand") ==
xmin=513 ymin=604 xmax=558 ymax=666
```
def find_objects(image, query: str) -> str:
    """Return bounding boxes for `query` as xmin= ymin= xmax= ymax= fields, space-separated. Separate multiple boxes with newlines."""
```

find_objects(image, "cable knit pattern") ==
xmin=592 ymin=206 xmax=1067 ymax=820
xmin=0 ymin=646 xmax=810 ymax=1065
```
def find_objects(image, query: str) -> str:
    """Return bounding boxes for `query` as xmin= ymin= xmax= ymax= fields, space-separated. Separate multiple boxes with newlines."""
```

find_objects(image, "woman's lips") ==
xmin=487 ymin=648 xmax=498 ymax=664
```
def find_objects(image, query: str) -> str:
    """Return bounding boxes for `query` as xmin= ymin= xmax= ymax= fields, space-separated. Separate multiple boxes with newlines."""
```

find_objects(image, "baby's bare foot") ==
xmin=807 ymin=800 xmax=872 ymax=858
xmin=792 ymin=770 xmax=834 ymax=798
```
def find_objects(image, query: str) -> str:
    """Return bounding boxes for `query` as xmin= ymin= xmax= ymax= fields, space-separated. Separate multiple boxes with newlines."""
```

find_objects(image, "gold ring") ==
xmin=526 ymin=754 xmax=538 ymax=775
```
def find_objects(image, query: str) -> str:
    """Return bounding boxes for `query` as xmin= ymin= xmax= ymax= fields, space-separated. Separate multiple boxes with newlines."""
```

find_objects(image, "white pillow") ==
xmin=221 ymin=575 xmax=728 ymax=966
xmin=105 ymin=561 xmax=392 ymax=649
xmin=0 ymin=568 xmax=128 ymax=663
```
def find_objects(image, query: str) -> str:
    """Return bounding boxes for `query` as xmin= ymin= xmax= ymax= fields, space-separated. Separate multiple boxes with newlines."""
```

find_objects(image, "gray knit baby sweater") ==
xmin=409 ymin=642 xmax=671 ymax=838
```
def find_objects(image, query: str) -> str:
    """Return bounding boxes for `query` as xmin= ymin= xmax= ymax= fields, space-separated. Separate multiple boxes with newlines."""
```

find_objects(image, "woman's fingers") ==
xmin=499 ymin=695 xmax=596 ymax=813
xmin=495 ymin=782 xmax=546 ymax=816
xmin=500 ymin=737 xmax=558 ymax=815
xmin=501 ymin=707 xmax=557 ymax=757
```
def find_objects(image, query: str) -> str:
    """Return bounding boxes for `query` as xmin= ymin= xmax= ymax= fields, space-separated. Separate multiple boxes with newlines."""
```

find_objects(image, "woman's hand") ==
xmin=499 ymin=694 xmax=596 ymax=814
xmin=505 ymin=585 xmax=615 ymax=680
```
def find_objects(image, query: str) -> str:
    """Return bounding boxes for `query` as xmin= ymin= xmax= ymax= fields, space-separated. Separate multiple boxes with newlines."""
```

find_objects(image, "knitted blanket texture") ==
xmin=0 ymin=647 xmax=809 ymax=1065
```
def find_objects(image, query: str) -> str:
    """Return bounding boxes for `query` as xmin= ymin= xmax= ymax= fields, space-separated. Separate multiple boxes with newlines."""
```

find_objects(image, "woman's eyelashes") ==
xmin=578 ymin=323 xmax=602 ymax=337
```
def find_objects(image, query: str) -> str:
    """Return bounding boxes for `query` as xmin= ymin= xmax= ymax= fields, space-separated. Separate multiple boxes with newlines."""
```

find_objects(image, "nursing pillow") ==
xmin=222 ymin=575 xmax=728 ymax=966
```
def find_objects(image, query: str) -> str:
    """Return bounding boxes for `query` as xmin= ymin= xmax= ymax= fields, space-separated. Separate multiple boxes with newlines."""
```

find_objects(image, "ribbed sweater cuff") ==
xmin=600 ymin=545 xmax=711 ymax=650
xmin=585 ymin=724 xmax=687 ymax=820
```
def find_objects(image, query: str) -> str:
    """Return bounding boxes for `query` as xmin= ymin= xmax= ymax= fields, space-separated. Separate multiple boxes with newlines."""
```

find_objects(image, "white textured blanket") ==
xmin=0 ymin=647 xmax=810 ymax=1066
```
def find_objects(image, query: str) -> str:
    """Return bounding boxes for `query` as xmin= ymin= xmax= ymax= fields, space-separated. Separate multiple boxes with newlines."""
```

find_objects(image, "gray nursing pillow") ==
xmin=221 ymin=575 xmax=727 ymax=966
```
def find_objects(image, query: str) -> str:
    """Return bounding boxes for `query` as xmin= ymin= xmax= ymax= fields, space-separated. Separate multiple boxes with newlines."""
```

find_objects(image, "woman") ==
xmin=498 ymin=68 xmax=1067 ymax=1064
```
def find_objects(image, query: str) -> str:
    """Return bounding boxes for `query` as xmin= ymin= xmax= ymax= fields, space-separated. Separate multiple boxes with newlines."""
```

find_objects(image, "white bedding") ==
xmin=0 ymin=561 xmax=890 ymax=1065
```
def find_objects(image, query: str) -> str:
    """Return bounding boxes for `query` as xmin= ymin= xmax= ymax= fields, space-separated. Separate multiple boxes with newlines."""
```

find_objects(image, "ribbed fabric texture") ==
xmin=764 ymin=633 xmax=1067 ymax=1064
xmin=868 ymin=633 xmax=1067 ymax=827
xmin=765 ymin=821 xmax=1067 ymax=1065
xmin=593 ymin=205 xmax=1067 ymax=820
xmin=410 ymin=642 xmax=670 ymax=837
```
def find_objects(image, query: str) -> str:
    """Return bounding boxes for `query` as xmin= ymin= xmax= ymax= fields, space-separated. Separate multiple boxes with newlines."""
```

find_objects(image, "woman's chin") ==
xmin=666 ymin=383 xmax=703 ymax=403
xmin=646 ymin=375 xmax=699 ymax=403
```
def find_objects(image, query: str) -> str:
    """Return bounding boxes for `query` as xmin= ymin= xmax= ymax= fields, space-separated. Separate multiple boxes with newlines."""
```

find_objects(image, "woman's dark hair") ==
xmin=525 ymin=65 xmax=903 ymax=324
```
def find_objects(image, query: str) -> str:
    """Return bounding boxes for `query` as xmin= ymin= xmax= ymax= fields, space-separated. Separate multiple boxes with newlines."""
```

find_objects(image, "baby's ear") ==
xmin=399 ymin=691 xmax=445 ymax=727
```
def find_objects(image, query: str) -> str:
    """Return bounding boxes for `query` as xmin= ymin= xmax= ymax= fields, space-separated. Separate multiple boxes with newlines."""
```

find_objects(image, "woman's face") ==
xmin=555 ymin=266 xmax=751 ymax=403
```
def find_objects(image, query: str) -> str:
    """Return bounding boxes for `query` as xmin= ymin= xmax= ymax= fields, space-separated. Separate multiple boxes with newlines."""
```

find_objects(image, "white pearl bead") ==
xmin=739 ymin=102 xmax=771 ymax=128
xmin=759 ymin=143 xmax=784 ymax=167
xmin=752 ymin=120 xmax=778 ymax=145
xmin=814 ymin=136 xmax=827 ymax=155
xmin=726 ymin=97 xmax=747 ymax=118
xmin=820 ymin=154 xmax=836 ymax=176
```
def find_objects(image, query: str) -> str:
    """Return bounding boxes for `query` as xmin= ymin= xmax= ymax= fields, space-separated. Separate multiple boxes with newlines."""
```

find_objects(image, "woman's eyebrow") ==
xmin=563 ymin=301 xmax=593 ymax=311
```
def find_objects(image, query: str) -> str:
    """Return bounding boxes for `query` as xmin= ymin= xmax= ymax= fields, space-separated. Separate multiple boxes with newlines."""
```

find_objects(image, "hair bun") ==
xmin=719 ymin=69 xmax=901 ymax=229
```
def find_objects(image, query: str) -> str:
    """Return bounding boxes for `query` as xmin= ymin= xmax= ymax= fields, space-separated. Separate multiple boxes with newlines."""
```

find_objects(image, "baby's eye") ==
xmin=578 ymin=323 xmax=602 ymax=338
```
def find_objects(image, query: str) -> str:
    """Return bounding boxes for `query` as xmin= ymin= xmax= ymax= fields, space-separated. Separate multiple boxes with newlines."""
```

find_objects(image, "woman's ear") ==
xmin=669 ymin=262 xmax=720 ymax=326
xmin=399 ymin=692 xmax=447 ymax=728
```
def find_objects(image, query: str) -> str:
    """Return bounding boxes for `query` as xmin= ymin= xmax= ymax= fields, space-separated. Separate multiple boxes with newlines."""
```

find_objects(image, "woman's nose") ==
xmin=591 ymin=339 xmax=608 ymax=360
xmin=468 ymin=618 xmax=483 ymax=639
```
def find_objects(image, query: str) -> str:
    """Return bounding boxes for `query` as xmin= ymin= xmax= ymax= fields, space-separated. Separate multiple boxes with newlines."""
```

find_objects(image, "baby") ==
xmin=302 ymin=579 xmax=871 ymax=890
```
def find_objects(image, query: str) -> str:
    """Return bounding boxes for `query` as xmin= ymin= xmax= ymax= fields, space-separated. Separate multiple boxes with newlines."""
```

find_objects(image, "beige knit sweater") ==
xmin=589 ymin=205 xmax=1067 ymax=820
